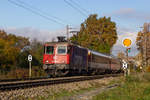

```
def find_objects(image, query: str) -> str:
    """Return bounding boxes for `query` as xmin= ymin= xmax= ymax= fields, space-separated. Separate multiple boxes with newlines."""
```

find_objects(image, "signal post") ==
xmin=123 ymin=38 xmax=132 ymax=76
xmin=28 ymin=54 xmax=32 ymax=78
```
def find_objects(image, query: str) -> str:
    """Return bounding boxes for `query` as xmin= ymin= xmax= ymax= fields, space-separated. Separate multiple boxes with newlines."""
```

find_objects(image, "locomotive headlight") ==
xmin=43 ymin=65 xmax=47 ymax=69
xmin=46 ymin=60 xmax=49 ymax=63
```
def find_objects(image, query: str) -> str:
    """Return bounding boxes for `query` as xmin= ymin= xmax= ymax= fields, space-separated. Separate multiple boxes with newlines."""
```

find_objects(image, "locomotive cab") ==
xmin=43 ymin=45 xmax=54 ymax=65
xmin=55 ymin=45 xmax=70 ymax=64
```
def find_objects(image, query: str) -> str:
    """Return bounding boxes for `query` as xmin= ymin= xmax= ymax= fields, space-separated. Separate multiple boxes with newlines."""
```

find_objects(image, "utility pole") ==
xmin=66 ymin=25 xmax=79 ymax=42
xmin=141 ymin=38 xmax=144 ymax=68
xmin=66 ymin=25 xmax=69 ymax=42
xmin=146 ymin=33 xmax=147 ymax=67
xmin=144 ymin=23 xmax=147 ymax=67
xmin=143 ymin=23 xmax=150 ymax=67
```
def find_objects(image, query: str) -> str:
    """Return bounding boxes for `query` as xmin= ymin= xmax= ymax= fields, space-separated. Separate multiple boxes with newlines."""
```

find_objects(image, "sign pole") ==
xmin=122 ymin=60 xmax=128 ymax=76
xmin=29 ymin=61 xmax=31 ymax=78
xmin=28 ymin=54 xmax=32 ymax=78
xmin=123 ymin=38 xmax=132 ymax=76
xmin=126 ymin=48 xmax=130 ymax=75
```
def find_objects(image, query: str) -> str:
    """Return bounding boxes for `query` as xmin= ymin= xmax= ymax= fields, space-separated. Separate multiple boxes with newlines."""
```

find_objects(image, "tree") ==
xmin=136 ymin=23 xmax=150 ymax=66
xmin=0 ymin=30 xmax=30 ymax=71
xmin=16 ymin=38 xmax=43 ymax=68
xmin=30 ymin=38 xmax=44 ymax=66
xmin=117 ymin=52 xmax=125 ymax=59
xmin=70 ymin=14 xmax=118 ymax=54
xmin=136 ymin=31 xmax=144 ymax=51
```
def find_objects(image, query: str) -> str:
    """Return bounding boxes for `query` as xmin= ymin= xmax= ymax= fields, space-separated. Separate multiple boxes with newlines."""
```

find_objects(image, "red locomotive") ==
xmin=43 ymin=37 xmax=122 ymax=76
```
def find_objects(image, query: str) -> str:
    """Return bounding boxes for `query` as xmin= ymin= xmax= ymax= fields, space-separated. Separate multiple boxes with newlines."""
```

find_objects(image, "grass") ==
xmin=27 ymin=79 xmax=116 ymax=100
xmin=34 ymin=86 xmax=100 ymax=100
xmin=92 ymin=72 xmax=150 ymax=100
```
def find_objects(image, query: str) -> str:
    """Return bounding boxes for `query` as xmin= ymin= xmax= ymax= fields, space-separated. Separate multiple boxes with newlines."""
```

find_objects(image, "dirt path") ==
xmin=60 ymin=84 xmax=119 ymax=100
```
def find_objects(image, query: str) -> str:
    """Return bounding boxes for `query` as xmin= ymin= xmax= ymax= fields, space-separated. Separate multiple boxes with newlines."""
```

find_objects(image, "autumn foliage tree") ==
xmin=0 ymin=30 xmax=30 ymax=71
xmin=30 ymin=39 xmax=44 ymax=66
xmin=0 ymin=30 xmax=46 ymax=78
xmin=136 ymin=23 xmax=150 ymax=67
xmin=136 ymin=31 xmax=144 ymax=52
xmin=71 ymin=14 xmax=118 ymax=54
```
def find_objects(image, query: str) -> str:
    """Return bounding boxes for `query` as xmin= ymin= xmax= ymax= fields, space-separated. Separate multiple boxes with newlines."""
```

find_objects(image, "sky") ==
xmin=0 ymin=0 xmax=150 ymax=56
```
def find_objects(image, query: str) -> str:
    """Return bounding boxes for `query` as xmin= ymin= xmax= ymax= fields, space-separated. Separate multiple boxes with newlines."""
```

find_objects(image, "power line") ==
xmin=8 ymin=0 xmax=66 ymax=26
xmin=69 ymin=0 xmax=90 ymax=15
xmin=64 ymin=0 xmax=87 ymax=17
xmin=15 ymin=0 xmax=71 ymax=25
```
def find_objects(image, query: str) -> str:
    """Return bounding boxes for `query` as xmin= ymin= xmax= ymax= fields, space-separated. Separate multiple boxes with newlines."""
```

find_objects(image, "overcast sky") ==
xmin=1 ymin=0 xmax=150 ymax=56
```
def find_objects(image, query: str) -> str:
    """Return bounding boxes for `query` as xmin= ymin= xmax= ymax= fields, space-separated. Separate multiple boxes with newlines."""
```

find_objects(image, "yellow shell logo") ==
xmin=123 ymin=39 xmax=132 ymax=47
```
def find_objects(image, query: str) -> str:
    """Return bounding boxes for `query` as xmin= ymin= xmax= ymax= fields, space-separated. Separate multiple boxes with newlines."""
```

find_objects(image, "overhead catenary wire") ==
xmin=64 ymin=0 xmax=88 ymax=17
xmin=69 ymin=0 xmax=90 ymax=15
xmin=7 ymin=0 xmax=66 ymax=26
xmin=15 ymin=0 xmax=71 ymax=25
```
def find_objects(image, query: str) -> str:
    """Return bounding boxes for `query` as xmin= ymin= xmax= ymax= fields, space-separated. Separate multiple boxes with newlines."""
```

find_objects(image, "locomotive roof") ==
xmin=74 ymin=45 xmax=112 ymax=58
xmin=45 ymin=42 xmax=70 ymax=45
xmin=89 ymin=50 xmax=113 ymax=59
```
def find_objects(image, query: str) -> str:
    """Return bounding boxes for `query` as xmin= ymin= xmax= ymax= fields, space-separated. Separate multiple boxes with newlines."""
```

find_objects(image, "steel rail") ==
xmin=0 ymin=76 xmax=52 ymax=82
xmin=0 ymin=74 xmax=122 ymax=91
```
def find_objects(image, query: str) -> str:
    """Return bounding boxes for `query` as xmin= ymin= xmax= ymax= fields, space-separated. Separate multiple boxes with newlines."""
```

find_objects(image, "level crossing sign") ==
xmin=122 ymin=60 xmax=128 ymax=69
xmin=123 ymin=63 xmax=128 ymax=69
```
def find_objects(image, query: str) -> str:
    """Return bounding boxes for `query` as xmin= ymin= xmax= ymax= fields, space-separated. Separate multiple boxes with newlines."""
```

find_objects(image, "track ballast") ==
xmin=0 ymin=74 xmax=122 ymax=91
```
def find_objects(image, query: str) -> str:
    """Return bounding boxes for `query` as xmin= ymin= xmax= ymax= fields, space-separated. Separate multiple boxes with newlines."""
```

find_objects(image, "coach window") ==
xmin=46 ymin=46 xmax=54 ymax=54
xmin=57 ymin=46 xmax=67 ymax=54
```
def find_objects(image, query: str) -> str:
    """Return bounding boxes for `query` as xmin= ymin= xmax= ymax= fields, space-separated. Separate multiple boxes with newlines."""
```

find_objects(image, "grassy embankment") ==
xmin=93 ymin=72 xmax=150 ymax=100
xmin=19 ymin=77 xmax=119 ymax=100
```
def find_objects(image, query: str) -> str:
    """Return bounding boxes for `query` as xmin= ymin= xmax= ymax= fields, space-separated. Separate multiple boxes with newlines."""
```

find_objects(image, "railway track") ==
xmin=0 ymin=74 xmax=122 ymax=91
xmin=0 ymin=77 xmax=49 ymax=82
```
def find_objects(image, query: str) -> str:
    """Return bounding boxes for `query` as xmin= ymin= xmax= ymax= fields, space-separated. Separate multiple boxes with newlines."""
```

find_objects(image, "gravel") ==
xmin=0 ymin=77 xmax=119 ymax=100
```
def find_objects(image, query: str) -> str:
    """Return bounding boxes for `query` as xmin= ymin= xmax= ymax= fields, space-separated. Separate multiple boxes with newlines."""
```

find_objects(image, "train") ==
xmin=43 ymin=37 xmax=122 ymax=77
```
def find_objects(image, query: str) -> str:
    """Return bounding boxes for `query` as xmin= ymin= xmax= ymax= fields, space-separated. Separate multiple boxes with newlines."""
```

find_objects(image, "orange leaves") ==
xmin=0 ymin=30 xmax=30 ymax=69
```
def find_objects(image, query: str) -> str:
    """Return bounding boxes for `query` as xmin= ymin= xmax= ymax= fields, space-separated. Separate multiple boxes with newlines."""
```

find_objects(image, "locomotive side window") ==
xmin=46 ymin=46 xmax=54 ymax=54
xmin=57 ymin=46 xmax=67 ymax=54
xmin=67 ymin=46 xmax=71 ymax=54
xmin=44 ymin=46 xmax=45 ymax=53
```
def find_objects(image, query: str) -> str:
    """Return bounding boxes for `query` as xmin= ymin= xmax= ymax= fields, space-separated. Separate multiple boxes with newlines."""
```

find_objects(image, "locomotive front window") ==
xmin=57 ymin=46 xmax=67 ymax=54
xmin=46 ymin=46 xmax=54 ymax=54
